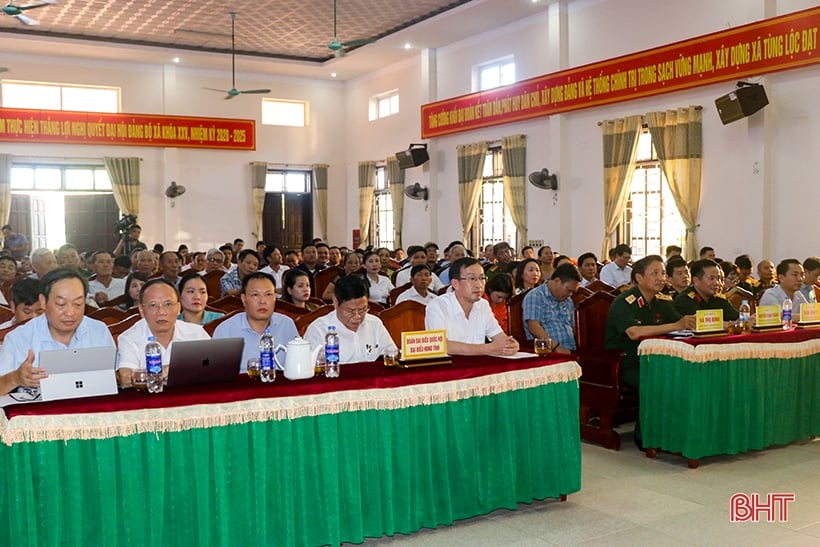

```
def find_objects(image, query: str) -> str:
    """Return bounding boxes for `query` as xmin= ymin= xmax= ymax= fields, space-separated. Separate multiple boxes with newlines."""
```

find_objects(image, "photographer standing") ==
xmin=113 ymin=222 xmax=145 ymax=257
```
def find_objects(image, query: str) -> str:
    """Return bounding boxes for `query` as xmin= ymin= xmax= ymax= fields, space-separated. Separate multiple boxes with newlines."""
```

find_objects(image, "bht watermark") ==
xmin=730 ymin=493 xmax=796 ymax=522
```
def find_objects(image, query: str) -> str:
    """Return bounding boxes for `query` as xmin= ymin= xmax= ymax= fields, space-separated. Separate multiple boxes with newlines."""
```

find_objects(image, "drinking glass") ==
xmin=132 ymin=369 xmax=148 ymax=392
xmin=534 ymin=337 xmax=553 ymax=356
xmin=246 ymin=358 xmax=261 ymax=380
xmin=383 ymin=348 xmax=400 ymax=367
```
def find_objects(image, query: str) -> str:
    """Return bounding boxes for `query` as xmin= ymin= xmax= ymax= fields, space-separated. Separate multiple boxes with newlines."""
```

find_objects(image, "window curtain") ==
xmin=386 ymin=158 xmax=405 ymax=249
xmin=312 ymin=163 xmax=329 ymax=241
xmin=600 ymin=117 xmax=641 ymax=259
xmin=358 ymin=161 xmax=376 ymax=247
xmin=103 ymin=157 xmax=141 ymax=217
xmin=250 ymin=161 xmax=267 ymax=241
xmin=0 ymin=154 xmax=12 ymax=226
xmin=646 ymin=106 xmax=703 ymax=260
xmin=457 ymin=142 xmax=488 ymax=242
xmin=501 ymin=135 xmax=527 ymax=253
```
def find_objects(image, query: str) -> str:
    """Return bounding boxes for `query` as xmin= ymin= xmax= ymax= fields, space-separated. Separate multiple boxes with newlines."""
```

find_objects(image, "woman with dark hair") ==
xmin=322 ymin=252 xmax=363 ymax=301
xmin=282 ymin=269 xmax=321 ymax=311
xmin=513 ymin=258 xmax=542 ymax=295
xmin=362 ymin=251 xmax=393 ymax=306
xmin=483 ymin=273 xmax=513 ymax=335
xmin=120 ymin=272 xmax=148 ymax=311
xmin=177 ymin=272 xmax=224 ymax=325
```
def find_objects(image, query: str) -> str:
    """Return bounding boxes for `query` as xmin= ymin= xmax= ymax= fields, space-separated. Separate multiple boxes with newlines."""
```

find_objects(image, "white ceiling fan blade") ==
xmin=18 ymin=1 xmax=57 ymax=10
xmin=14 ymin=13 xmax=39 ymax=25
xmin=202 ymin=87 xmax=229 ymax=93
xmin=239 ymin=89 xmax=270 ymax=95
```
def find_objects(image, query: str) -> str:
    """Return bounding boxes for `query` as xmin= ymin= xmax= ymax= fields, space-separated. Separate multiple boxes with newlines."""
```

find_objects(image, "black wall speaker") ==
xmin=396 ymin=147 xmax=429 ymax=169
xmin=715 ymin=84 xmax=769 ymax=125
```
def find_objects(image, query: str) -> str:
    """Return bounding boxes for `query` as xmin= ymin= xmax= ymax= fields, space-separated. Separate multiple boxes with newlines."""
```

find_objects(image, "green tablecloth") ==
xmin=1 ymin=361 xmax=581 ymax=547
xmin=640 ymin=338 xmax=820 ymax=460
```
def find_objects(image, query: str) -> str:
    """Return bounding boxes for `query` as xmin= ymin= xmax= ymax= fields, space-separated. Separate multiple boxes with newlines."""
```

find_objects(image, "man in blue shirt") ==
xmin=522 ymin=263 xmax=582 ymax=354
xmin=212 ymin=271 xmax=298 ymax=371
xmin=0 ymin=268 xmax=115 ymax=395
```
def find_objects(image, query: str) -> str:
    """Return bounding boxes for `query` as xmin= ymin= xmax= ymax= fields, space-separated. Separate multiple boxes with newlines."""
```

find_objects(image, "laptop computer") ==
xmin=38 ymin=346 xmax=118 ymax=402
xmin=165 ymin=338 xmax=245 ymax=388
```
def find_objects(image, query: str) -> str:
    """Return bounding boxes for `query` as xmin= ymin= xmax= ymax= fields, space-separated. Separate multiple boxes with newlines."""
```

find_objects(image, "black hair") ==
xmin=0 ymin=255 xmax=16 ymax=268
xmin=776 ymin=258 xmax=801 ymax=277
xmin=138 ymin=278 xmax=178 ymax=304
xmin=300 ymin=241 xmax=317 ymax=252
xmin=410 ymin=263 xmax=431 ymax=277
xmin=11 ymin=277 xmax=40 ymax=307
xmin=699 ymin=246 xmax=715 ymax=258
xmin=153 ymin=243 xmax=164 ymax=254
xmin=551 ymin=262 xmax=582 ymax=283
xmin=40 ymin=267 xmax=89 ymax=301
xmin=178 ymin=271 xmax=208 ymax=295
xmin=262 ymin=245 xmax=279 ymax=261
xmin=577 ymin=252 xmax=597 ymax=268
xmin=513 ymin=258 xmax=542 ymax=290
xmin=237 ymin=249 xmax=261 ymax=263
xmin=114 ymin=255 xmax=132 ymax=270
xmin=241 ymin=271 xmax=276 ymax=293
xmin=334 ymin=274 xmax=369 ymax=303
xmin=665 ymin=256 xmax=688 ymax=277
xmin=552 ymin=254 xmax=570 ymax=268
xmin=803 ymin=256 xmax=820 ymax=273
xmin=123 ymin=272 xmax=148 ymax=308
xmin=612 ymin=243 xmax=631 ymax=257
xmin=734 ymin=254 xmax=753 ymax=271
xmin=406 ymin=245 xmax=425 ymax=257
xmin=485 ymin=272 xmax=513 ymax=295
xmin=689 ymin=258 xmax=719 ymax=280
xmin=449 ymin=257 xmax=481 ymax=281
xmin=632 ymin=255 xmax=664 ymax=279
xmin=234 ymin=238 xmax=244 ymax=245
xmin=281 ymin=268 xmax=310 ymax=304
xmin=219 ymin=244 xmax=233 ymax=253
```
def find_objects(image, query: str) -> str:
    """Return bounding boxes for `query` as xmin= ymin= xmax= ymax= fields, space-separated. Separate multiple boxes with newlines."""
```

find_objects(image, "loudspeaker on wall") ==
xmin=715 ymin=84 xmax=769 ymax=125
xmin=396 ymin=147 xmax=429 ymax=169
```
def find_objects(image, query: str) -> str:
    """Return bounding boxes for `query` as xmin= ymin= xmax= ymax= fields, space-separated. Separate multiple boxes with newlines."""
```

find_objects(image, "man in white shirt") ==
xmin=599 ymin=244 xmax=632 ymax=289
xmin=395 ymin=264 xmax=438 ymax=305
xmin=395 ymin=245 xmax=445 ymax=291
xmin=88 ymin=251 xmax=126 ymax=305
xmin=577 ymin=252 xmax=599 ymax=288
xmin=305 ymin=275 xmax=396 ymax=364
xmin=259 ymin=245 xmax=289 ymax=295
xmin=116 ymin=278 xmax=209 ymax=386
xmin=425 ymin=257 xmax=519 ymax=356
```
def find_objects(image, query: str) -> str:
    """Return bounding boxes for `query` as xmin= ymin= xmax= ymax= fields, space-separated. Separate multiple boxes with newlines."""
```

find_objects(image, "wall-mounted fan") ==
xmin=528 ymin=168 xmax=558 ymax=190
xmin=404 ymin=182 xmax=429 ymax=201
xmin=2 ymin=0 xmax=55 ymax=26
xmin=203 ymin=12 xmax=271 ymax=100
xmin=165 ymin=181 xmax=186 ymax=198
xmin=326 ymin=0 xmax=377 ymax=58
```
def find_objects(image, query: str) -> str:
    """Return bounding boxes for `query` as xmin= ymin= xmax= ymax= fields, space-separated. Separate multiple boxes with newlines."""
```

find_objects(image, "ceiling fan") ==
xmin=327 ymin=0 xmax=377 ymax=58
xmin=203 ymin=12 xmax=271 ymax=100
xmin=2 ymin=0 xmax=55 ymax=26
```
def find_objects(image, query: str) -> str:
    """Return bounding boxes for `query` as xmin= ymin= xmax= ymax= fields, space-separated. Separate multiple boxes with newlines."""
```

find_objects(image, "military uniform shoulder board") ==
xmin=687 ymin=290 xmax=698 ymax=299
xmin=625 ymin=294 xmax=636 ymax=304
xmin=656 ymin=293 xmax=673 ymax=301
xmin=714 ymin=293 xmax=726 ymax=299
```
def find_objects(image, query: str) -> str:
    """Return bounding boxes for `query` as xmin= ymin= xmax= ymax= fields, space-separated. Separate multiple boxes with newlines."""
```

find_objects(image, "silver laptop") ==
xmin=165 ymin=338 xmax=244 ymax=388
xmin=38 ymin=346 xmax=118 ymax=402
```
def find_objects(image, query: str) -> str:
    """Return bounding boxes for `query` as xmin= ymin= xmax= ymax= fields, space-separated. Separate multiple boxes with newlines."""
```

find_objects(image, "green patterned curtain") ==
xmin=251 ymin=161 xmax=267 ymax=242
xmin=600 ymin=117 xmax=641 ymax=259
xmin=646 ymin=106 xmax=703 ymax=260
xmin=456 ymin=142 xmax=488 ymax=243
xmin=358 ymin=161 xmax=376 ymax=247
xmin=501 ymin=135 xmax=527 ymax=253
xmin=103 ymin=157 xmax=141 ymax=217
xmin=386 ymin=158 xmax=404 ymax=249
xmin=312 ymin=164 xmax=329 ymax=241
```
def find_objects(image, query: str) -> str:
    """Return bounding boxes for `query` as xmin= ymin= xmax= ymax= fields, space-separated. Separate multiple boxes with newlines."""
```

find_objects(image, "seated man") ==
xmin=577 ymin=252 xmax=599 ymax=288
xmin=523 ymin=263 xmax=581 ymax=354
xmin=599 ymin=244 xmax=632 ymax=289
xmin=0 ymin=277 xmax=44 ymax=329
xmin=395 ymin=264 xmax=438 ymax=305
xmin=699 ymin=246 xmax=716 ymax=260
xmin=57 ymin=243 xmax=93 ymax=278
xmin=113 ymin=255 xmax=132 ymax=278
xmin=213 ymin=272 xmax=298 ymax=371
xmin=88 ymin=251 xmax=126 ymax=305
xmin=204 ymin=248 xmax=225 ymax=274
xmin=800 ymin=256 xmax=820 ymax=303
xmin=485 ymin=241 xmax=515 ymax=277
xmin=258 ymin=245 xmax=289 ymax=295
xmin=116 ymin=278 xmax=210 ymax=386
xmin=438 ymin=243 xmax=467 ymax=285
xmin=756 ymin=259 xmax=777 ymax=293
xmin=157 ymin=251 xmax=182 ymax=286
xmin=395 ymin=245 xmax=445 ymax=290
xmin=305 ymin=275 xmax=396 ymax=363
xmin=220 ymin=249 xmax=260 ymax=297
xmin=760 ymin=258 xmax=813 ymax=314
xmin=0 ymin=268 xmax=115 ymax=396
xmin=294 ymin=242 xmax=326 ymax=295
xmin=673 ymin=259 xmax=740 ymax=323
xmin=425 ymin=257 xmax=519 ymax=356
xmin=30 ymin=247 xmax=58 ymax=280
xmin=663 ymin=256 xmax=690 ymax=300
xmin=665 ymin=245 xmax=682 ymax=261
xmin=134 ymin=249 xmax=157 ymax=278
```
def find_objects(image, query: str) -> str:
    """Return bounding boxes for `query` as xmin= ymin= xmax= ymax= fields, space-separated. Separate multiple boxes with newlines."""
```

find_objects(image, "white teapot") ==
xmin=281 ymin=337 xmax=322 ymax=380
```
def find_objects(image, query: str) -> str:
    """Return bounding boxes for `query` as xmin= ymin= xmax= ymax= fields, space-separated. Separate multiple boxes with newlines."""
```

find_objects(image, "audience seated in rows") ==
xmin=395 ymin=264 xmax=438 ymax=305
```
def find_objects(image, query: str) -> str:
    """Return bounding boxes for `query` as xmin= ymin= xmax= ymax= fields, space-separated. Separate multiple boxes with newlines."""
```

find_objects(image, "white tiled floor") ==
xmin=351 ymin=428 xmax=820 ymax=546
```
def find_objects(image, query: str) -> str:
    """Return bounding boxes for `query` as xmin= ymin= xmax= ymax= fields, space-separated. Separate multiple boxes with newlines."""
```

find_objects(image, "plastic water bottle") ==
xmin=781 ymin=297 xmax=793 ymax=330
xmin=145 ymin=336 xmax=164 ymax=394
xmin=259 ymin=328 xmax=275 ymax=383
xmin=739 ymin=299 xmax=751 ymax=332
xmin=325 ymin=325 xmax=340 ymax=378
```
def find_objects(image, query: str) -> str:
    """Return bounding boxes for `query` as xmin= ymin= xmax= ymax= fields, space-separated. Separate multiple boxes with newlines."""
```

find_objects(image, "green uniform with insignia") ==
xmin=673 ymin=286 xmax=739 ymax=321
xmin=604 ymin=285 xmax=681 ymax=388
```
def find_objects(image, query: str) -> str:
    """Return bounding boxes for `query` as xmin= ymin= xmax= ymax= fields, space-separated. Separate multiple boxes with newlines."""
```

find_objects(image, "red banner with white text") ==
xmin=421 ymin=6 xmax=820 ymax=138
xmin=0 ymin=108 xmax=256 ymax=150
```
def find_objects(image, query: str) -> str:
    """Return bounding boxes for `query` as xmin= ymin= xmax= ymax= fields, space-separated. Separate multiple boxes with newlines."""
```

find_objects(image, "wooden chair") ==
xmin=574 ymin=290 xmax=636 ymax=450
xmin=203 ymin=309 xmax=242 ymax=336
xmin=0 ymin=275 xmax=21 ymax=305
xmin=275 ymin=300 xmax=312 ymax=320
xmin=100 ymin=294 xmax=126 ymax=309
xmin=202 ymin=270 xmax=225 ymax=302
xmin=314 ymin=266 xmax=342 ymax=302
xmin=0 ymin=316 xmax=32 ymax=343
xmin=508 ymin=290 xmax=530 ymax=343
xmin=389 ymin=282 xmax=412 ymax=306
xmin=572 ymin=285 xmax=593 ymax=306
xmin=0 ymin=305 xmax=14 ymax=325
xmin=725 ymin=286 xmax=755 ymax=315
xmin=379 ymin=301 xmax=427 ymax=346
xmin=108 ymin=314 xmax=141 ymax=343
xmin=367 ymin=301 xmax=384 ymax=314
xmin=89 ymin=306 xmax=129 ymax=325
xmin=585 ymin=279 xmax=619 ymax=295
xmin=208 ymin=295 xmax=244 ymax=313
xmin=295 ymin=305 xmax=334 ymax=337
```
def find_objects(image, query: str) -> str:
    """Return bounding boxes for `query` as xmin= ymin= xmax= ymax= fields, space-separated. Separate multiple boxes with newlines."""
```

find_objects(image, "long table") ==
xmin=0 ymin=354 xmax=581 ymax=547
xmin=639 ymin=328 xmax=820 ymax=466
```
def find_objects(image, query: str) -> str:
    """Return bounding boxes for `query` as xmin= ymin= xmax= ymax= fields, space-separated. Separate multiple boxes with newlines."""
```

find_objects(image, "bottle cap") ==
xmin=148 ymin=335 xmax=156 ymax=341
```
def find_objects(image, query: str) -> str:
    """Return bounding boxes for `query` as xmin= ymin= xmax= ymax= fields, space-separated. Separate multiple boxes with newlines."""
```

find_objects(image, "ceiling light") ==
xmin=403 ymin=43 xmax=412 ymax=50
xmin=331 ymin=72 xmax=337 ymax=78
xmin=172 ymin=57 xmax=181 ymax=63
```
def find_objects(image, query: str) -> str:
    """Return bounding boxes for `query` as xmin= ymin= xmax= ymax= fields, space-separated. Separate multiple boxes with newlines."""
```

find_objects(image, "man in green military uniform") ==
xmin=604 ymin=255 xmax=695 ymax=448
xmin=673 ymin=259 xmax=739 ymax=323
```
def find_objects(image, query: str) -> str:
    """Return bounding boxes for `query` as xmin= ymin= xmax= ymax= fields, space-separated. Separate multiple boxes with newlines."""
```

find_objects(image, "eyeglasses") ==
xmin=246 ymin=291 xmax=276 ymax=300
xmin=456 ymin=275 xmax=487 ymax=284
xmin=142 ymin=301 xmax=178 ymax=313
xmin=207 ymin=257 xmax=223 ymax=263
xmin=340 ymin=306 xmax=369 ymax=319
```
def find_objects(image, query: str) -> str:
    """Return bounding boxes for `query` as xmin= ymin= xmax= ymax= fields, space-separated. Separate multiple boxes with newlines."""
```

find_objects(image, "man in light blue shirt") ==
xmin=0 ymin=268 xmax=115 ymax=395
xmin=599 ymin=244 xmax=632 ymax=289
xmin=212 ymin=272 xmax=298 ymax=371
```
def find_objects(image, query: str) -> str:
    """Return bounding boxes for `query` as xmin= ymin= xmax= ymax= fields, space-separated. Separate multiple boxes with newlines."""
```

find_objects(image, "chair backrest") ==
xmin=0 ymin=305 xmax=14 ymax=325
xmin=314 ymin=266 xmax=343 ymax=302
xmin=726 ymin=286 xmax=755 ymax=315
xmin=208 ymin=295 xmax=244 ymax=313
xmin=202 ymin=270 xmax=225 ymax=302
xmin=508 ymin=290 xmax=529 ymax=343
xmin=101 ymin=294 xmax=127 ymax=308
xmin=575 ymin=290 xmax=616 ymax=349
xmin=378 ymin=300 xmax=427 ymax=346
xmin=203 ymin=309 xmax=242 ymax=336
xmin=295 ymin=305 xmax=334 ymax=337
xmin=572 ymin=285 xmax=594 ymax=306
xmin=585 ymin=279 xmax=619 ymax=295
xmin=275 ymin=300 xmax=312 ymax=319
xmin=367 ymin=300 xmax=384 ymax=314
xmin=108 ymin=313 xmax=142 ymax=343
xmin=389 ymin=282 xmax=412 ymax=306
xmin=88 ymin=306 xmax=129 ymax=325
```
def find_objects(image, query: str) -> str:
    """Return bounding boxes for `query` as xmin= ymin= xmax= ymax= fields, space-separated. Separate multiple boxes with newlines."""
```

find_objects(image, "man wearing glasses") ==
xmin=204 ymin=248 xmax=226 ymax=274
xmin=116 ymin=278 xmax=209 ymax=386
xmin=305 ymin=275 xmax=396 ymax=363
xmin=213 ymin=272 xmax=298 ymax=370
xmin=0 ymin=268 xmax=115 ymax=396
xmin=425 ymin=257 xmax=520 ymax=356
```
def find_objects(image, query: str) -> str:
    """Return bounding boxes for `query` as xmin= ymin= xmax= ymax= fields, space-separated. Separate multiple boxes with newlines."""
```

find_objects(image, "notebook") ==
xmin=38 ymin=346 xmax=118 ymax=402
xmin=165 ymin=337 xmax=245 ymax=388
